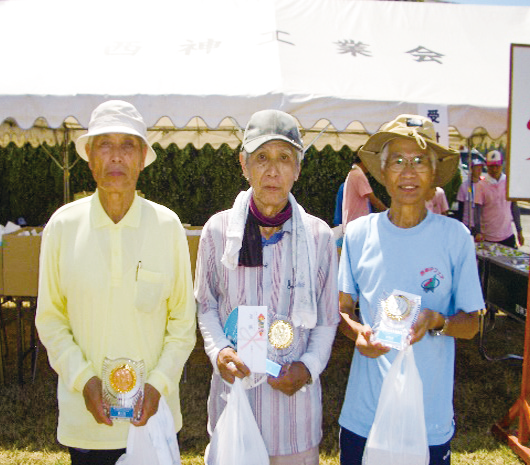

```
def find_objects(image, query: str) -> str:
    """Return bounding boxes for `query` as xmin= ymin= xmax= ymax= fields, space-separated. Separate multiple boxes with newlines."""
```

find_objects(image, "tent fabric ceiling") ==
xmin=0 ymin=116 xmax=476 ymax=152
xmin=1 ymin=0 xmax=529 ymax=148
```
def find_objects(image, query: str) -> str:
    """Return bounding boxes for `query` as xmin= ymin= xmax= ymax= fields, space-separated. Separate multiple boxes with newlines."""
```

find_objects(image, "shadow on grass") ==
xmin=452 ymin=314 xmax=525 ymax=459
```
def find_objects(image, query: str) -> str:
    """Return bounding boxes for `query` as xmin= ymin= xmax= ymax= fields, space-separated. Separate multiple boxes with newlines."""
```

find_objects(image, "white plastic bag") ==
xmin=362 ymin=345 xmax=429 ymax=465
xmin=117 ymin=397 xmax=181 ymax=465
xmin=117 ymin=426 xmax=159 ymax=465
xmin=204 ymin=378 xmax=269 ymax=465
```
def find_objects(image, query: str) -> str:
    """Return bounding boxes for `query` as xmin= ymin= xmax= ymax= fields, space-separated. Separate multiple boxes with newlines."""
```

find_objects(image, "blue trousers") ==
xmin=339 ymin=427 xmax=451 ymax=465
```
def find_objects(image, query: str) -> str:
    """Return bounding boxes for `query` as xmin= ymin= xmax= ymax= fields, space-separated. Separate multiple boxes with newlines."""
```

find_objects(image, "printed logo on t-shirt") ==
xmin=420 ymin=267 xmax=444 ymax=293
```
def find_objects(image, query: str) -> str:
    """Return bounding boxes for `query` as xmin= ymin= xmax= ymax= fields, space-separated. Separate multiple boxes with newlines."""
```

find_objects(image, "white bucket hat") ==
xmin=75 ymin=100 xmax=157 ymax=167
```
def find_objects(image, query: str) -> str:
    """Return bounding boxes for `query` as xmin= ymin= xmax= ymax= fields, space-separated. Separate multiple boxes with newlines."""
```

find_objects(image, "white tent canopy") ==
xmin=1 ymin=0 xmax=529 ymax=150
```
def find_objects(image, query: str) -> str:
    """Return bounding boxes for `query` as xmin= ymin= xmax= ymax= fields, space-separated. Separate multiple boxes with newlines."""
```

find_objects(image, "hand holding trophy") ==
xmin=102 ymin=358 xmax=146 ymax=421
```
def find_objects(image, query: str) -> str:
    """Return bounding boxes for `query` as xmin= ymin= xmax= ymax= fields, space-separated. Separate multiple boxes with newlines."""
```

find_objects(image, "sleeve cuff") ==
xmin=209 ymin=340 xmax=234 ymax=375
xmin=72 ymin=364 xmax=98 ymax=393
xmin=299 ymin=352 xmax=320 ymax=383
xmin=147 ymin=370 xmax=173 ymax=397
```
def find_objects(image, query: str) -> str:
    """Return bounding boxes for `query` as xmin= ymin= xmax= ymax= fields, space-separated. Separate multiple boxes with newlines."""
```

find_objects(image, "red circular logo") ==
xmin=527 ymin=119 xmax=530 ymax=130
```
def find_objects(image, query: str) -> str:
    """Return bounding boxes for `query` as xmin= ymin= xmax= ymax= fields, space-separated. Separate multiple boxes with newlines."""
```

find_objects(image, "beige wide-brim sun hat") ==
xmin=358 ymin=114 xmax=460 ymax=187
xmin=75 ymin=100 xmax=157 ymax=167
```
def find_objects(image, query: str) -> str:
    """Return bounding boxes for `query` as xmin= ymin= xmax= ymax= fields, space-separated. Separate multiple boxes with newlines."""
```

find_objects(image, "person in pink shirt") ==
xmin=425 ymin=186 xmax=449 ymax=215
xmin=477 ymin=150 xmax=524 ymax=248
xmin=456 ymin=155 xmax=486 ymax=236
xmin=342 ymin=156 xmax=387 ymax=232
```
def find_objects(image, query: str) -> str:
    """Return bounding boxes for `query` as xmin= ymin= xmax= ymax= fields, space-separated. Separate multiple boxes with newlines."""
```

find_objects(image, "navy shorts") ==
xmin=339 ymin=427 xmax=451 ymax=465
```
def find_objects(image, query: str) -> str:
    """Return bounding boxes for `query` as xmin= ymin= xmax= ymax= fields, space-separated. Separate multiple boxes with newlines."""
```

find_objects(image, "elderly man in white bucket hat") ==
xmin=36 ymin=100 xmax=196 ymax=464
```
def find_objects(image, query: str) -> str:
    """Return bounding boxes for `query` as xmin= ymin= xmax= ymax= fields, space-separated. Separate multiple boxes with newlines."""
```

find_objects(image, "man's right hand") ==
xmin=217 ymin=347 xmax=250 ymax=384
xmin=355 ymin=324 xmax=391 ymax=358
xmin=83 ymin=376 xmax=113 ymax=426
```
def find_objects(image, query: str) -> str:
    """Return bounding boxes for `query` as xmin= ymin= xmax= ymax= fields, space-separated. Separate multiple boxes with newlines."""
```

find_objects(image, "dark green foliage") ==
xmin=293 ymin=145 xmax=353 ymax=224
xmin=0 ymin=141 xmax=460 ymax=227
xmin=442 ymin=167 xmax=462 ymax=208
xmin=138 ymin=143 xmax=247 ymax=226
xmin=0 ymin=142 xmax=96 ymax=226
xmin=1 ymin=142 xmax=366 ymax=227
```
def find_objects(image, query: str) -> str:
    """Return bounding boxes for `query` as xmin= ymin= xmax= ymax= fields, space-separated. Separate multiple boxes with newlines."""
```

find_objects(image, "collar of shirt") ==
xmin=90 ymin=189 xmax=142 ymax=229
xmin=485 ymin=172 xmax=506 ymax=185
xmin=261 ymin=217 xmax=292 ymax=246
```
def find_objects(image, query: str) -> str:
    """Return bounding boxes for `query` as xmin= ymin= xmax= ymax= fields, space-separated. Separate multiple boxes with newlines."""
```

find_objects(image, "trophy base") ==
xmin=109 ymin=406 xmax=134 ymax=420
xmin=375 ymin=329 xmax=406 ymax=349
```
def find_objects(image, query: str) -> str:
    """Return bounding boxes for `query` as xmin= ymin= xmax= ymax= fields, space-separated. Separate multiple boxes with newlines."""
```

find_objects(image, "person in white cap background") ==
xmin=476 ymin=150 xmax=524 ymax=248
xmin=455 ymin=151 xmax=486 ymax=237
xmin=36 ymin=100 xmax=196 ymax=464
xmin=338 ymin=114 xmax=484 ymax=464
xmin=195 ymin=109 xmax=339 ymax=465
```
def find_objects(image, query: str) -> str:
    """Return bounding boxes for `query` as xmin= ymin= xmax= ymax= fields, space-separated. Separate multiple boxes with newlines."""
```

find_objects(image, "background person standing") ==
xmin=456 ymin=155 xmax=485 ymax=237
xmin=342 ymin=156 xmax=387 ymax=232
xmin=477 ymin=150 xmax=524 ymax=248
xmin=425 ymin=186 xmax=449 ymax=215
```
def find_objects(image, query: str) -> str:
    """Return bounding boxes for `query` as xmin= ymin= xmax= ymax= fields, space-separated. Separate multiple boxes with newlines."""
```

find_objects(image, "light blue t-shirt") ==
xmin=338 ymin=210 xmax=484 ymax=445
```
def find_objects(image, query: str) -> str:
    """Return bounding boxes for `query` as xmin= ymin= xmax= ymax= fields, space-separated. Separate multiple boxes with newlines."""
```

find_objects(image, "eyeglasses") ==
xmin=386 ymin=155 xmax=432 ymax=173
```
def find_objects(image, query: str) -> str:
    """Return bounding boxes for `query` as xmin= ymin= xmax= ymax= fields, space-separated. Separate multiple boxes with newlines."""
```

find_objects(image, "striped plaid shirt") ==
xmin=195 ymin=208 xmax=339 ymax=456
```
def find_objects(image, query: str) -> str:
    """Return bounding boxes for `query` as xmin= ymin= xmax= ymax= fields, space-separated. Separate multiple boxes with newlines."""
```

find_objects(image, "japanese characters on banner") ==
xmin=417 ymin=104 xmax=449 ymax=148
xmin=507 ymin=44 xmax=530 ymax=200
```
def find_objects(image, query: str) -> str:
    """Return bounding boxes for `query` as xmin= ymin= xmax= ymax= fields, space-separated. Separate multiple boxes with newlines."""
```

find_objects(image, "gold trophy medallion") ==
xmin=109 ymin=364 xmax=137 ymax=394
xmin=383 ymin=294 xmax=413 ymax=321
xmin=268 ymin=319 xmax=294 ymax=349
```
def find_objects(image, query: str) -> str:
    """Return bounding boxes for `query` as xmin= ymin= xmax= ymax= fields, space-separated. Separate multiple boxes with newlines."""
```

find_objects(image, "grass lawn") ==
xmin=0 ymin=305 xmax=526 ymax=464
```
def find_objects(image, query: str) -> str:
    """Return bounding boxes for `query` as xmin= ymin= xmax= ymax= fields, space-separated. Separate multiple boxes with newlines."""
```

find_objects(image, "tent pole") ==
xmin=304 ymin=123 xmax=331 ymax=154
xmin=63 ymin=125 xmax=70 ymax=204
xmin=466 ymin=137 xmax=477 ymax=232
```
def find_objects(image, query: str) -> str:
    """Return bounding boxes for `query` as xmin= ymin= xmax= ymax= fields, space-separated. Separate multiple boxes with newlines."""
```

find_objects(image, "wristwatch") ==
xmin=429 ymin=317 xmax=449 ymax=337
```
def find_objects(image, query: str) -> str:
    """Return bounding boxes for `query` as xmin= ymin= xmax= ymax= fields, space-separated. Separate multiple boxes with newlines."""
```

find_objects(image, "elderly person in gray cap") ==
xmin=338 ymin=115 xmax=484 ymax=465
xmin=36 ymin=100 xmax=196 ymax=465
xmin=195 ymin=109 xmax=339 ymax=464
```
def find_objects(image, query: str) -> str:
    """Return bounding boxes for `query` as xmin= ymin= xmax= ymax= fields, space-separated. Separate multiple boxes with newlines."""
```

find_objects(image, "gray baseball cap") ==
xmin=242 ymin=109 xmax=303 ymax=154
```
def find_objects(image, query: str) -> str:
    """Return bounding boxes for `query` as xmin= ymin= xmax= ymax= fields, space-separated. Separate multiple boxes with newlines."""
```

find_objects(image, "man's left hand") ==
xmin=410 ymin=309 xmax=444 ymax=344
xmin=132 ymin=383 xmax=161 ymax=426
xmin=518 ymin=231 xmax=525 ymax=247
xmin=267 ymin=361 xmax=311 ymax=396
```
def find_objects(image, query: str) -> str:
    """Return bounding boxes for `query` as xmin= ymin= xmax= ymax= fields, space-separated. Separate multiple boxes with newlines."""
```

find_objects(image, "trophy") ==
xmin=102 ymin=358 xmax=145 ymax=420
xmin=373 ymin=290 xmax=421 ymax=350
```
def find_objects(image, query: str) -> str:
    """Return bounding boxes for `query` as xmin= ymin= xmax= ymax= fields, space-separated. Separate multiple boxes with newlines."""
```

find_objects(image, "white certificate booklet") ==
xmin=237 ymin=306 xmax=268 ymax=373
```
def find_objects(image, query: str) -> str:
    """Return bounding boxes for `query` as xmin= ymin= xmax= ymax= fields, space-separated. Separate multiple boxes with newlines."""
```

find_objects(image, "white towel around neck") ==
xmin=221 ymin=188 xmax=318 ymax=329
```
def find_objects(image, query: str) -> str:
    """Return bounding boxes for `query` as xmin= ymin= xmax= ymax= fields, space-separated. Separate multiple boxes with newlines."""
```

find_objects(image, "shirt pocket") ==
xmin=135 ymin=268 xmax=169 ymax=313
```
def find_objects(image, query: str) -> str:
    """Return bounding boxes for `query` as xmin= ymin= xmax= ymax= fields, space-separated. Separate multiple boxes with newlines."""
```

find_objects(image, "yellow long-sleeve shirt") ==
xmin=35 ymin=192 xmax=196 ymax=450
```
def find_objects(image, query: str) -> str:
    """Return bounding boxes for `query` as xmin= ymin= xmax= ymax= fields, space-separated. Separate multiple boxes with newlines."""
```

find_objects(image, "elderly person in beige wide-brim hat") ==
xmin=337 ymin=114 xmax=484 ymax=464
xmin=358 ymin=114 xmax=459 ymax=188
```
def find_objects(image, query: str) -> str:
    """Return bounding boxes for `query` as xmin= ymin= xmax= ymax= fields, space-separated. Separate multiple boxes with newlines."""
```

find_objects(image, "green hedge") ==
xmin=0 ymin=142 xmax=460 ymax=227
